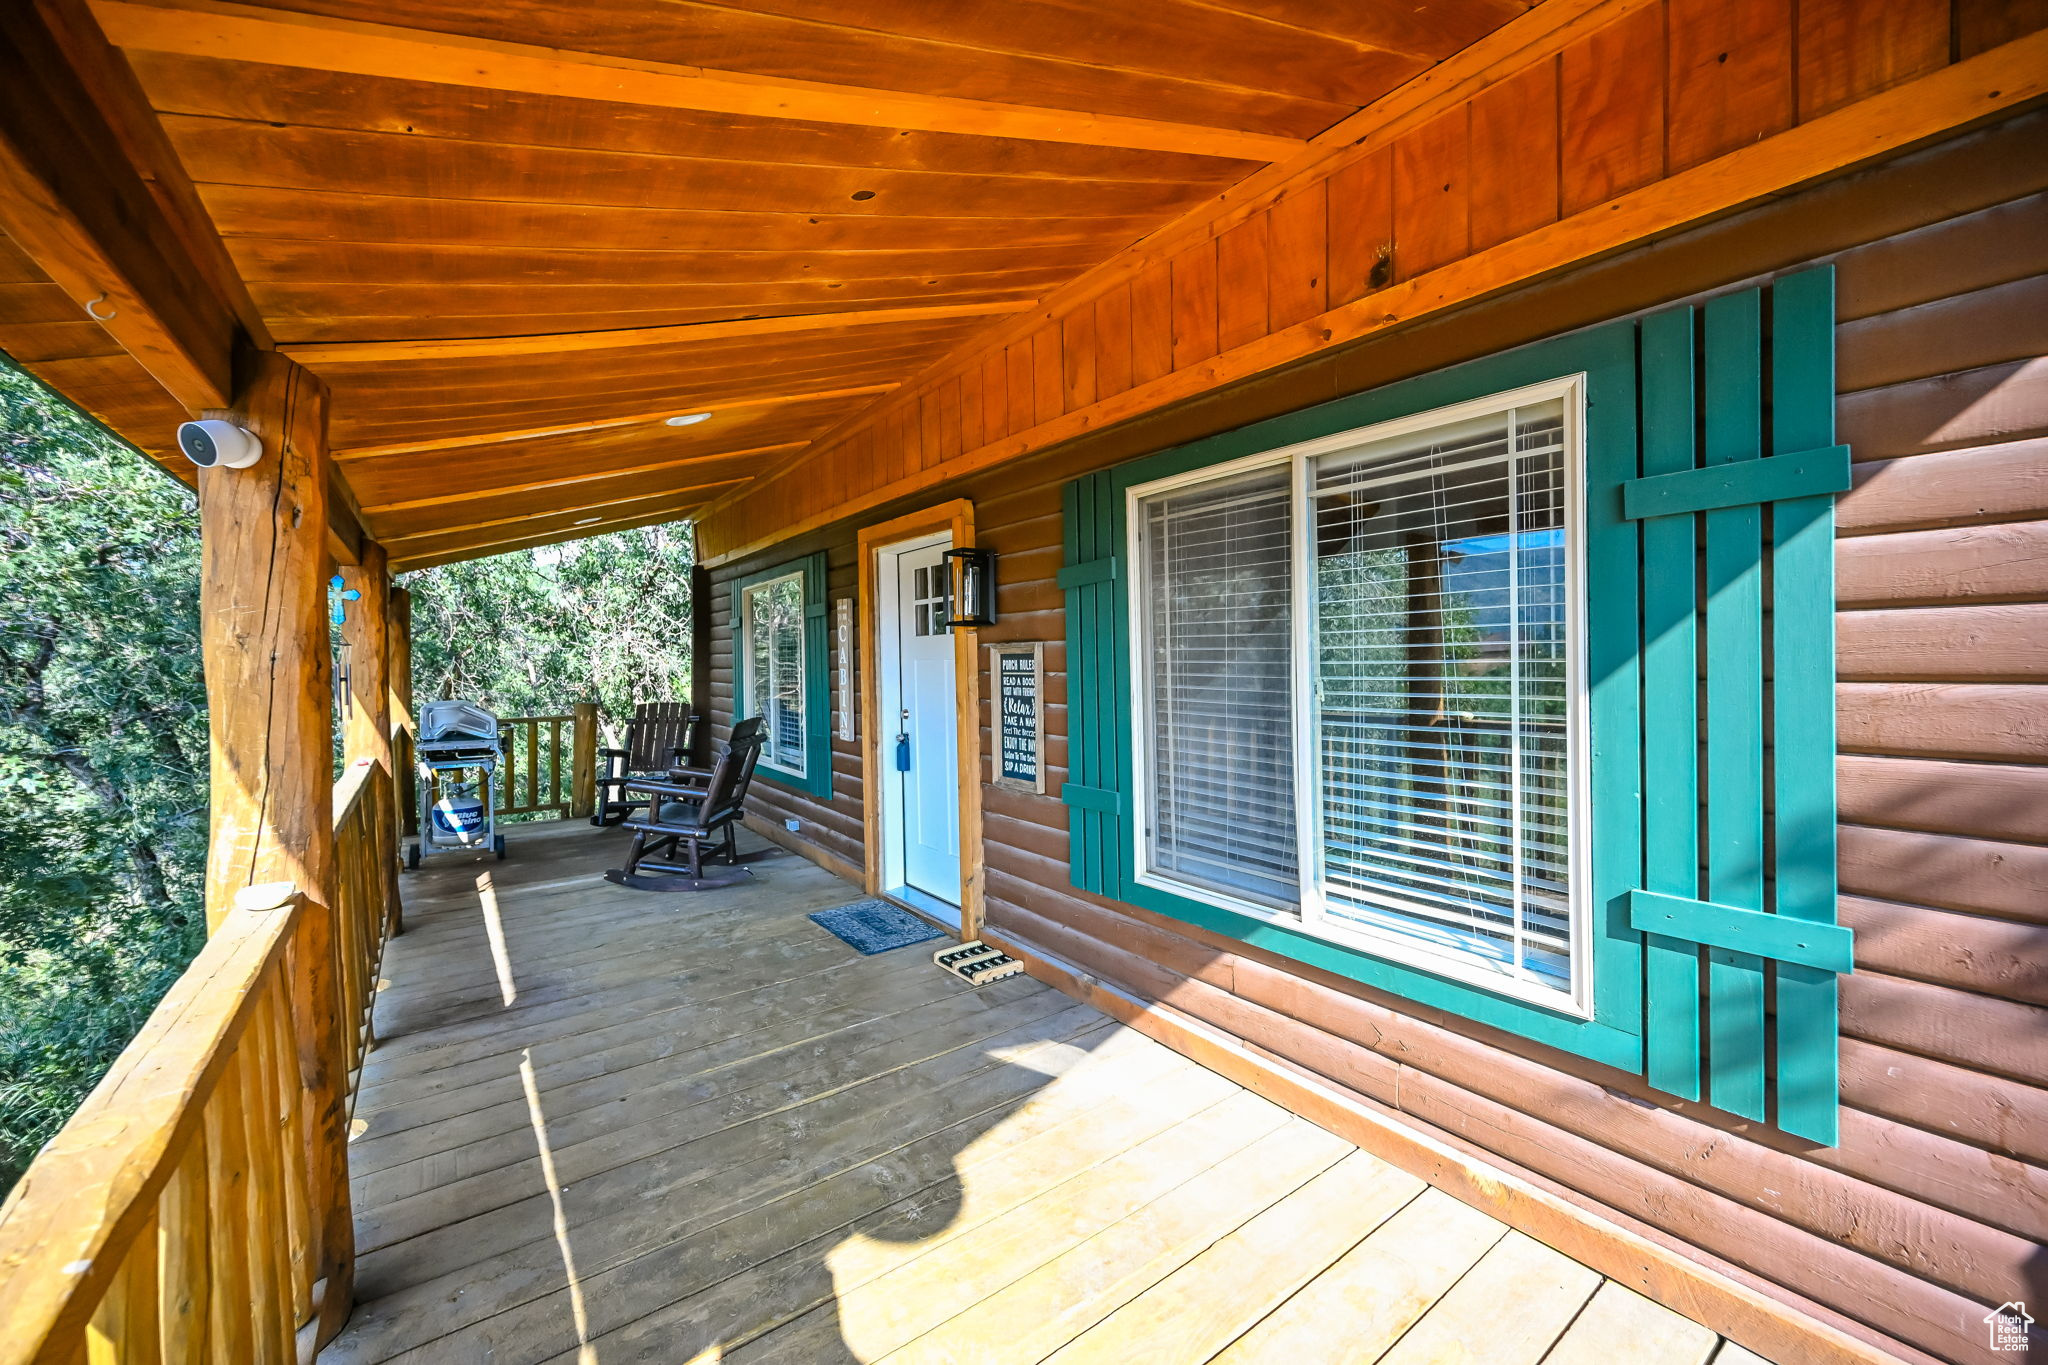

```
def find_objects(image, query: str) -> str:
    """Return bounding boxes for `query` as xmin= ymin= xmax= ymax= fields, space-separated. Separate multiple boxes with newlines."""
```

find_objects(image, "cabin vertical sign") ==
xmin=990 ymin=643 xmax=1044 ymax=793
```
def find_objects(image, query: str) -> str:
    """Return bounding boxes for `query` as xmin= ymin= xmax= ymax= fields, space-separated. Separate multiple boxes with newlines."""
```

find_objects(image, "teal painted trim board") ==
xmin=1627 ymin=891 xmax=1853 ymax=974
xmin=1769 ymin=265 xmax=1846 ymax=1146
xmin=1055 ymin=559 xmax=1118 ymax=588
xmin=1638 ymin=304 xmax=1704 ymax=1103
xmin=1621 ymin=444 xmax=1850 ymax=519
xmin=1059 ymin=783 xmax=1123 ymax=814
xmin=1700 ymin=288 xmax=1771 ymax=1125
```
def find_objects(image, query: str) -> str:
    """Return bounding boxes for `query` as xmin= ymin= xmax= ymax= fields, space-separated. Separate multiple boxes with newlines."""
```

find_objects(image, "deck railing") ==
xmin=333 ymin=757 xmax=400 ymax=1075
xmin=495 ymin=704 xmax=599 ymax=821
xmin=497 ymin=712 xmax=573 ymax=818
xmin=0 ymin=761 xmax=401 ymax=1363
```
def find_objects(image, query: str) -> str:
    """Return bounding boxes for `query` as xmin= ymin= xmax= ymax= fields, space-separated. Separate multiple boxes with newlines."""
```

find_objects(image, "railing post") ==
xmin=342 ymin=542 xmax=402 ymax=937
xmin=390 ymin=584 xmax=416 ymax=841
xmin=570 ymin=702 xmax=599 ymax=820
xmin=198 ymin=350 xmax=353 ymax=1346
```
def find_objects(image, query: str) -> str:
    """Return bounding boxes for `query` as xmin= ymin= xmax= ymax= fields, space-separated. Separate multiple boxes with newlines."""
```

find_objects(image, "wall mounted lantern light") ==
xmin=943 ymin=547 xmax=997 ymax=630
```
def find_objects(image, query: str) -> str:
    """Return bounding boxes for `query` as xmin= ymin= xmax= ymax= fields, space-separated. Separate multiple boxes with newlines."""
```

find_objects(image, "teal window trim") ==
xmin=732 ymin=550 xmax=832 ymax=799
xmin=1091 ymin=322 xmax=1647 ymax=1071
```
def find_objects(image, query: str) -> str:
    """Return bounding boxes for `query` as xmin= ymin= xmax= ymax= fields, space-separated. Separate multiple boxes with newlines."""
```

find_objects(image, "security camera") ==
xmin=176 ymin=419 xmax=262 ymax=470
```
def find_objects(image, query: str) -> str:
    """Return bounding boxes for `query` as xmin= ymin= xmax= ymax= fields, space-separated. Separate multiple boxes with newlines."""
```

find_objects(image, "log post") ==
xmin=569 ymin=701 xmax=599 ymax=821
xmin=690 ymin=560 xmax=713 ymax=765
xmin=389 ymin=585 xmax=416 ymax=843
xmin=197 ymin=349 xmax=353 ymax=1344
xmin=341 ymin=542 xmax=401 ymax=937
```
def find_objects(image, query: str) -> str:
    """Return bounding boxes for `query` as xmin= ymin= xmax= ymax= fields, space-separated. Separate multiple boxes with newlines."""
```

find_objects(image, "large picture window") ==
xmin=1130 ymin=380 xmax=1587 ymax=1010
xmin=733 ymin=551 xmax=831 ymax=797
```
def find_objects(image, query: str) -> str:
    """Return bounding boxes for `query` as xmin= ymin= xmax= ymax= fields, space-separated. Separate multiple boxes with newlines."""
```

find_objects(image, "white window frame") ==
xmin=741 ymin=567 xmax=808 ymax=780
xmin=1126 ymin=375 xmax=1593 ymax=1015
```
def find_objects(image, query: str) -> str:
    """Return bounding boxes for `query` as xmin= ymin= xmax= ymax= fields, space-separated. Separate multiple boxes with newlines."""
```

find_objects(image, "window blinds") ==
xmin=1310 ymin=399 xmax=1572 ymax=989
xmin=746 ymin=575 xmax=806 ymax=773
xmin=1130 ymin=395 xmax=1577 ymax=997
xmin=1137 ymin=466 xmax=1298 ymax=908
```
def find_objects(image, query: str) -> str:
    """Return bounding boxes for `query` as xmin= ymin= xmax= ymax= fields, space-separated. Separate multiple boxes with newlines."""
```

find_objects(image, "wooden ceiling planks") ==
xmin=388 ymin=492 xmax=733 ymax=572
xmin=120 ymin=52 xmax=1262 ymax=185
xmin=192 ymin=185 xmax=1167 ymax=253
xmin=107 ymin=0 xmax=1401 ymax=140
xmin=0 ymin=0 xmax=1552 ymax=561
xmin=347 ymin=400 xmax=856 ymax=510
xmin=161 ymin=119 xmax=1247 ymax=222
xmin=366 ymin=448 xmax=776 ymax=539
xmin=314 ymin=318 xmax=982 ymax=449
xmin=333 ymin=382 xmax=899 ymax=459
xmin=229 ymin=241 xmax=1118 ymax=290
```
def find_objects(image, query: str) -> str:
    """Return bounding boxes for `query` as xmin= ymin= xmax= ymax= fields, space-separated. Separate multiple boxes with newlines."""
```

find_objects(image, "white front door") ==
xmin=879 ymin=535 xmax=962 ymax=920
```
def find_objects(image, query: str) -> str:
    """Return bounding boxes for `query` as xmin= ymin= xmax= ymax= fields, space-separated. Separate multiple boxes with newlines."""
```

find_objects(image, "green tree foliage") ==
xmin=0 ymin=362 xmax=207 ymax=1187
xmin=405 ymin=525 xmax=695 ymax=722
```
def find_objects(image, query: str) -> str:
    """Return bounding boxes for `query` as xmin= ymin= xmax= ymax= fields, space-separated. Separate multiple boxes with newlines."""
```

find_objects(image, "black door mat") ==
xmin=808 ymin=899 xmax=945 ymax=954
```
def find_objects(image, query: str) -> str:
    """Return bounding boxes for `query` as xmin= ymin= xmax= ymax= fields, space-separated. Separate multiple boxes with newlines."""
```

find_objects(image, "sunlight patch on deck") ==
xmin=476 ymin=870 xmax=520 ymax=1006
xmin=518 ymin=1047 xmax=594 ymax=1363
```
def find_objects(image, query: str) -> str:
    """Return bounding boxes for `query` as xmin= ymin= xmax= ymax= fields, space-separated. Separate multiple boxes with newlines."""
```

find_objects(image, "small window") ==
xmin=742 ymin=571 xmax=807 ymax=774
xmin=1131 ymin=381 xmax=1585 ymax=1007
xmin=733 ymin=551 xmax=830 ymax=796
xmin=909 ymin=564 xmax=948 ymax=636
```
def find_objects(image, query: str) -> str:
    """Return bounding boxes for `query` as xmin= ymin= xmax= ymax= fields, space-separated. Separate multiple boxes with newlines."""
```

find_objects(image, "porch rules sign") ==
xmin=991 ymin=643 xmax=1045 ymax=794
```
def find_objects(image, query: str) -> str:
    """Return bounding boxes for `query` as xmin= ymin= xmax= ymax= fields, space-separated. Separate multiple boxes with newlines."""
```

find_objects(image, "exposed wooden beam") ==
xmin=333 ymin=383 xmax=897 ymax=461
xmin=89 ymin=0 xmax=1305 ymax=162
xmin=33 ymin=0 xmax=272 ymax=350
xmin=0 ymin=0 xmax=253 ymax=410
xmin=391 ymin=494 xmax=732 ymax=574
xmin=383 ymin=479 xmax=746 ymax=549
xmin=277 ymin=302 xmax=1032 ymax=366
xmin=323 ymin=468 xmax=366 ymax=566
xmin=357 ymin=441 xmax=807 ymax=516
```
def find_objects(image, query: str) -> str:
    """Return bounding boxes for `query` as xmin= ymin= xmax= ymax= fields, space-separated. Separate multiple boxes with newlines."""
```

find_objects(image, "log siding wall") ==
xmin=706 ymin=112 xmax=2048 ymax=1365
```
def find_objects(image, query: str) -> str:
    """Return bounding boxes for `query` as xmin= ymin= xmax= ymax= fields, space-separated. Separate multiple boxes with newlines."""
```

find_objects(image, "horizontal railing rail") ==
xmin=0 ymin=761 xmax=401 ymax=1364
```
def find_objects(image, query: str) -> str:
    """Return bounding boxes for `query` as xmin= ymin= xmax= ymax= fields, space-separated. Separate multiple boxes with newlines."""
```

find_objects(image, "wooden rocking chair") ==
xmin=592 ymin=701 xmax=702 ymax=826
xmin=603 ymin=718 xmax=770 ymax=891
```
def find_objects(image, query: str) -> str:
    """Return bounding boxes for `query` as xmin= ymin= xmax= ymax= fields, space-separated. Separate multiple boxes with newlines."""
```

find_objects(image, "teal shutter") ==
xmin=1624 ymin=269 xmax=1850 ymax=1143
xmin=1059 ymin=471 xmax=1126 ymax=896
xmin=801 ymin=551 xmax=832 ymax=799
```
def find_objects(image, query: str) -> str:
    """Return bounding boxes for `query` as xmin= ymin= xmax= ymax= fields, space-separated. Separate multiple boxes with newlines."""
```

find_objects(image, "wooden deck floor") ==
xmin=324 ymin=819 xmax=1771 ymax=1365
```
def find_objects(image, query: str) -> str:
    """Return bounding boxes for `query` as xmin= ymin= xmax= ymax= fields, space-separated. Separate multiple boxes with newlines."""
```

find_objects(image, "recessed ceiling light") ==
xmin=573 ymin=516 xmax=602 ymax=526
xmin=665 ymin=412 xmax=711 ymax=427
